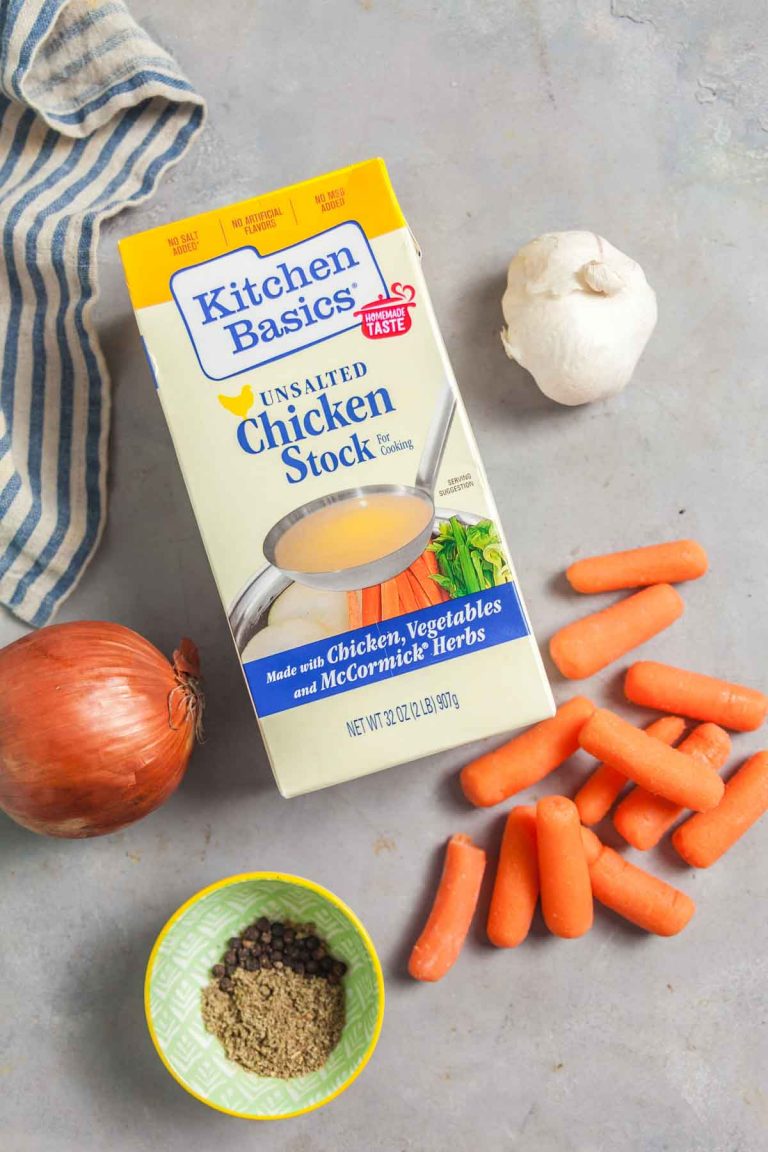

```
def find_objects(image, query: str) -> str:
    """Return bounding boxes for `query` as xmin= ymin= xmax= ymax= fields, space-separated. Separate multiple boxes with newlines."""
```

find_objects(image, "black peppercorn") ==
xmin=211 ymin=918 xmax=346 ymax=993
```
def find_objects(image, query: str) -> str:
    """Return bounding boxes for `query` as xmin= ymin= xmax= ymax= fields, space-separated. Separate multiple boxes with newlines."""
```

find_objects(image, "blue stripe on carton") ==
xmin=244 ymin=582 xmax=530 ymax=717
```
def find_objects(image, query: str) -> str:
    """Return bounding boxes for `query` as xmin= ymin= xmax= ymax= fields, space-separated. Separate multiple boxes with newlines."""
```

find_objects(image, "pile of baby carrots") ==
xmin=347 ymin=549 xmax=447 ymax=629
xmin=409 ymin=539 xmax=768 ymax=982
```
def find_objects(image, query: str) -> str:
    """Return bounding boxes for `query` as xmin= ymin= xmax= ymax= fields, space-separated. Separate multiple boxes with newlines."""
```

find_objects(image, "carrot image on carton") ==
xmin=120 ymin=159 xmax=553 ymax=796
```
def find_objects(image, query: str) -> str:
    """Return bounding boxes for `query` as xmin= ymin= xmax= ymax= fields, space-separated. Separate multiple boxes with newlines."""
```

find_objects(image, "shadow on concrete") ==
xmin=59 ymin=907 xmax=229 ymax=1137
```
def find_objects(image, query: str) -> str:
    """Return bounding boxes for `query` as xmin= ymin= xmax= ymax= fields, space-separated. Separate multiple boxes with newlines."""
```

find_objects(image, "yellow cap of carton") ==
xmin=119 ymin=158 xmax=406 ymax=311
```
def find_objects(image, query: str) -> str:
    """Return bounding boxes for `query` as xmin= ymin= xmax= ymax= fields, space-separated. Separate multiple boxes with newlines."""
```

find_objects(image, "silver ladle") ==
xmin=229 ymin=381 xmax=456 ymax=651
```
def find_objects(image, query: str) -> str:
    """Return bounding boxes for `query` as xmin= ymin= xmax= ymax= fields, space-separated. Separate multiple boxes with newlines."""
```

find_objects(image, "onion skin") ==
xmin=0 ymin=622 xmax=203 ymax=838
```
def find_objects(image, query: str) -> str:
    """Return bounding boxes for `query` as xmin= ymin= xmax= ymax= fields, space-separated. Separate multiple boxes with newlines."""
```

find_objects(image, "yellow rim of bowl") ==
xmin=144 ymin=870 xmax=385 ymax=1121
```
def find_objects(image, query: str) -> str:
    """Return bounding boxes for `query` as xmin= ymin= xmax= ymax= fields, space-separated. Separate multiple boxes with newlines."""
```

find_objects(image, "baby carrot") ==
xmin=549 ymin=584 xmax=684 ymax=680
xmin=614 ymin=723 xmax=731 ymax=850
xmin=347 ymin=590 xmax=362 ymax=630
xmin=487 ymin=806 xmax=538 ymax=948
xmin=672 ymin=751 xmax=768 ymax=868
xmin=580 ymin=826 xmax=603 ymax=866
xmin=537 ymin=796 xmax=593 ymax=938
xmin=567 ymin=539 xmax=708 ymax=594
xmin=625 ymin=661 xmax=768 ymax=732
xmin=380 ymin=579 xmax=400 ymax=621
xmin=461 ymin=696 xmax=595 ymax=808
xmin=579 ymin=708 xmax=724 ymax=812
xmin=574 ymin=715 xmax=686 ymax=826
xmin=361 ymin=585 xmax=381 ymax=626
xmin=580 ymin=828 xmax=695 ymax=936
xmin=408 ymin=833 xmax=486 ymax=981
xmin=396 ymin=571 xmax=420 ymax=615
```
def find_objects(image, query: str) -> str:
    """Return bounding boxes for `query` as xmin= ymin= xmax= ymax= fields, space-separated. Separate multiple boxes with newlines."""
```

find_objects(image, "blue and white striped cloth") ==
xmin=0 ymin=0 xmax=205 ymax=626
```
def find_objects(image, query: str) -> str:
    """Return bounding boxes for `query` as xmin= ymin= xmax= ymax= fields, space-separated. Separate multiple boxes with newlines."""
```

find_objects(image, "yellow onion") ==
xmin=0 ymin=622 xmax=203 ymax=838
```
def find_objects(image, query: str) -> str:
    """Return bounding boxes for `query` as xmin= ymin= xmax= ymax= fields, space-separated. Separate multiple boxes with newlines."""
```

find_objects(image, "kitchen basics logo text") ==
xmin=171 ymin=222 xmax=388 ymax=380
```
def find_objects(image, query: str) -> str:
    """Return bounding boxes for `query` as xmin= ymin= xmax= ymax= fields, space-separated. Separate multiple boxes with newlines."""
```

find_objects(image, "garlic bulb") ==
xmin=501 ymin=232 xmax=657 ymax=406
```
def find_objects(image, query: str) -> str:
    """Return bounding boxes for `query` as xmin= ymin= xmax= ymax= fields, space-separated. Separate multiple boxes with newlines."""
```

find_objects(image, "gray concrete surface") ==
xmin=2 ymin=2 xmax=767 ymax=1149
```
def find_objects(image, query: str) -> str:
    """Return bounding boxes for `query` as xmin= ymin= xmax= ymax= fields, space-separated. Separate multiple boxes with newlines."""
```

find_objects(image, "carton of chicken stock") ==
xmin=120 ymin=159 xmax=553 ymax=795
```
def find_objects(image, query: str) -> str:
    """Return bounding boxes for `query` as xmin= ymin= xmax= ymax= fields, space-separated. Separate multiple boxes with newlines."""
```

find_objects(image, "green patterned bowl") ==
xmin=145 ymin=872 xmax=384 ymax=1120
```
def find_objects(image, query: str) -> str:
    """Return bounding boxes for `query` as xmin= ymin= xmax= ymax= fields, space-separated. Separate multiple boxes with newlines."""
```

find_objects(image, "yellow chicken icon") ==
xmin=217 ymin=384 xmax=254 ymax=418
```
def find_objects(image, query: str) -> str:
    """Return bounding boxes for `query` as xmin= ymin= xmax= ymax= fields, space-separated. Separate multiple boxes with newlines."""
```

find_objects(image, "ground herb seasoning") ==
xmin=201 ymin=917 xmax=347 ymax=1078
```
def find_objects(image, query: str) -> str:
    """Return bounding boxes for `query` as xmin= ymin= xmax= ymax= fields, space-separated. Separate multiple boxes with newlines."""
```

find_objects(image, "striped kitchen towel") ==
xmin=0 ymin=0 xmax=205 ymax=626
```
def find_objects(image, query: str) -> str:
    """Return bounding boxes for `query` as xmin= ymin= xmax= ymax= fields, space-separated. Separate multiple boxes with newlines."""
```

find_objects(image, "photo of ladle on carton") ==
xmin=230 ymin=381 xmax=457 ymax=652
xmin=238 ymin=511 xmax=510 ymax=661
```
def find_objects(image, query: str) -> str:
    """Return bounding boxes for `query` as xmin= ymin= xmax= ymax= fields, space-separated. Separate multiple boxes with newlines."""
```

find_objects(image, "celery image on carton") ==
xmin=120 ymin=159 xmax=554 ymax=796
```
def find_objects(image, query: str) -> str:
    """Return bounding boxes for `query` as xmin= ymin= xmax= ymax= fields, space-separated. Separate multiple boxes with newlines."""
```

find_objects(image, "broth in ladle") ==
xmin=274 ymin=491 xmax=433 ymax=575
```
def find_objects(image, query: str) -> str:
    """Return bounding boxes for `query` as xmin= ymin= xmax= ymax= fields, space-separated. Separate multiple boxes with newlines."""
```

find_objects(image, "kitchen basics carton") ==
xmin=119 ymin=159 xmax=553 ymax=796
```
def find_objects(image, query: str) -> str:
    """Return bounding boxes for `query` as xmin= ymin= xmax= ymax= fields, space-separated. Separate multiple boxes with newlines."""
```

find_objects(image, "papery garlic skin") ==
xmin=501 ymin=232 xmax=658 ymax=406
